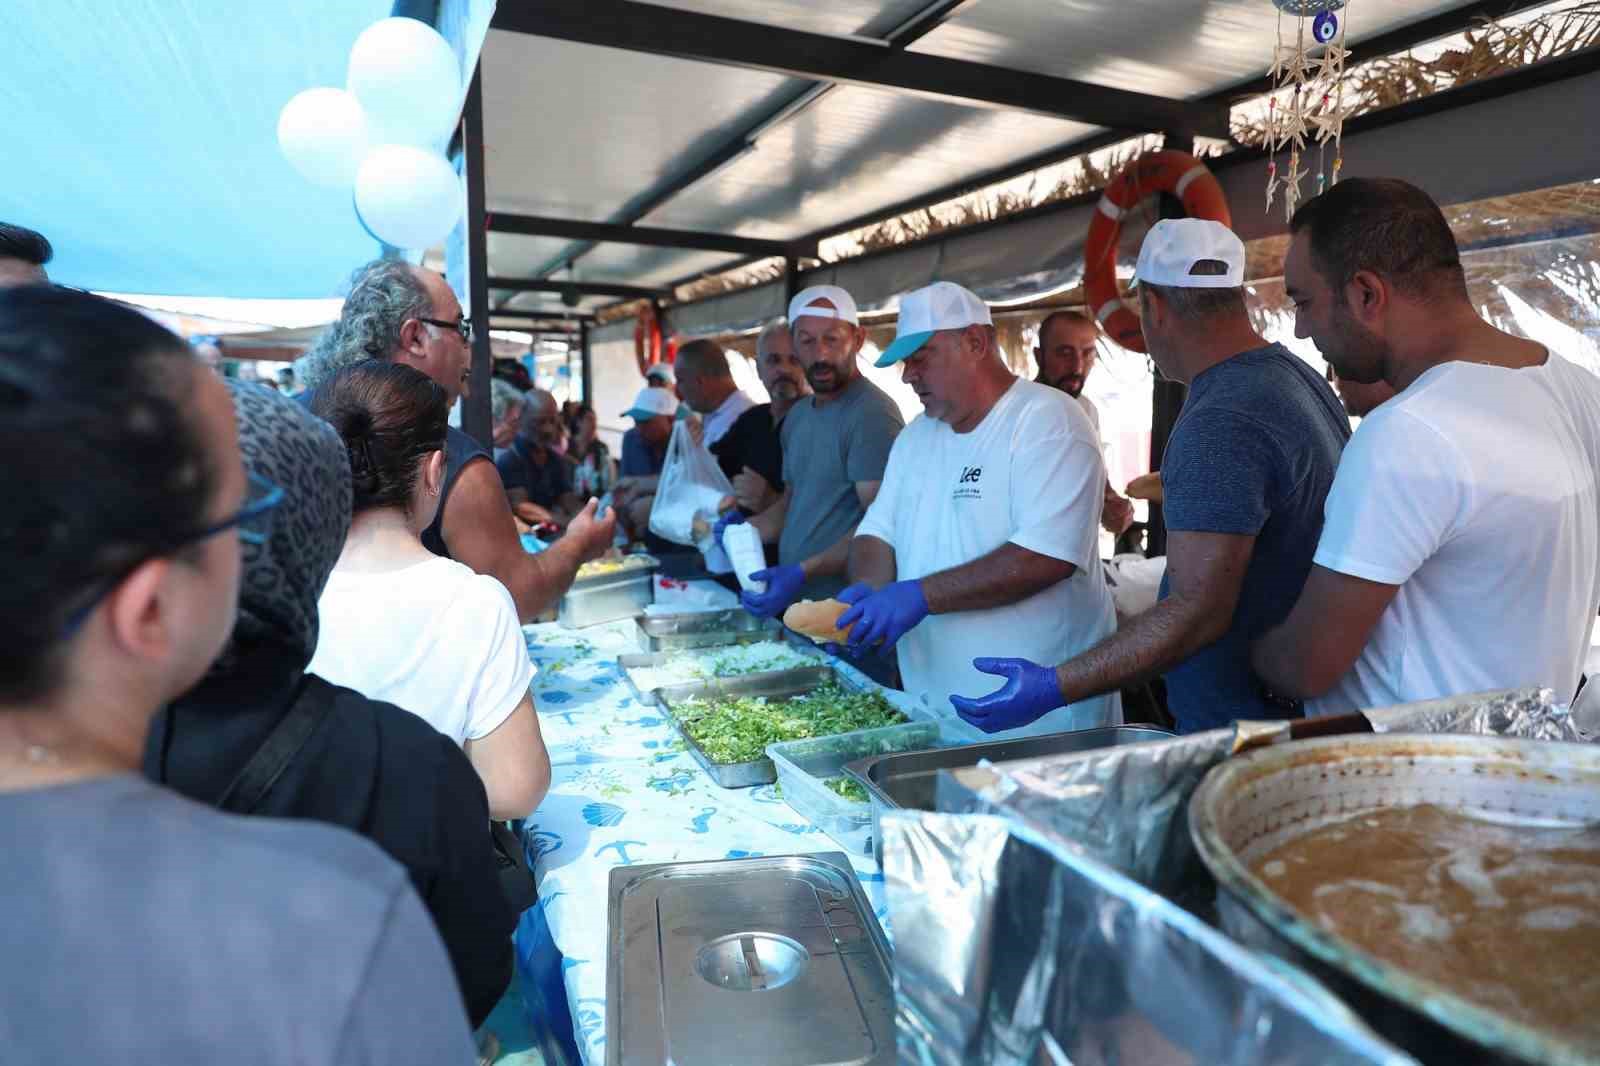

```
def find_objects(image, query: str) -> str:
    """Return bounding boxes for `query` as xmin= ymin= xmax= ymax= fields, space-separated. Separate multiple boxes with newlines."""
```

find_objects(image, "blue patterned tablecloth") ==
xmin=516 ymin=615 xmax=890 ymax=1065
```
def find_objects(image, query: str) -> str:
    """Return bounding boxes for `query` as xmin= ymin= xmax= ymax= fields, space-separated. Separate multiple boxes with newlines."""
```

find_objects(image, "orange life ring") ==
xmin=1082 ymin=151 xmax=1232 ymax=353
xmin=634 ymin=304 xmax=662 ymax=377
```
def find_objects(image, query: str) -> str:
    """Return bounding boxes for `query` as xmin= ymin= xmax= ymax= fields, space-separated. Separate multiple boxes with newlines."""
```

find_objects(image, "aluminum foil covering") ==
xmin=1363 ymin=686 xmax=1580 ymax=742
xmin=881 ymin=811 xmax=1414 ymax=1066
xmin=940 ymin=687 xmax=1584 ymax=899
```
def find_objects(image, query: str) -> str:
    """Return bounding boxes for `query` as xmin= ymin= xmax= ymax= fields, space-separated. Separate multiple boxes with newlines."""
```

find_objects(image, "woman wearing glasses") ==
xmin=0 ymin=288 xmax=474 ymax=1063
xmin=309 ymin=361 xmax=551 ymax=822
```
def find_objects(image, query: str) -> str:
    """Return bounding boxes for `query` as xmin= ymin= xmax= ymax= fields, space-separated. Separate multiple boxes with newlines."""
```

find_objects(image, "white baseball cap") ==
xmin=876 ymin=281 xmax=993 ymax=367
xmin=1132 ymin=219 xmax=1246 ymax=289
xmin=788 ymin=284 xmax=859 ymax=327
xmin=643 ymin=362 xmax=675 ymax=385
xmin=623 ymin=387 xmax=677 ymax=420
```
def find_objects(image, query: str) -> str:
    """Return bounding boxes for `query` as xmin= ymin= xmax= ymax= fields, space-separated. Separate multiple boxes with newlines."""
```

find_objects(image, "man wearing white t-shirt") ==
xmin=1034 ymin=310 xmax=1135 ymax=536
xmin=1253 ymin=178 xmax=1600 ymax=713
xmin=838 ymin=282 xmax=1121 ymax=736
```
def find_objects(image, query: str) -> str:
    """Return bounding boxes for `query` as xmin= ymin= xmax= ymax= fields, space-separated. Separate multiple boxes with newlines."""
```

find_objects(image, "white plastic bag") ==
xmin=648 ymin=421 xmax=735 ymax=571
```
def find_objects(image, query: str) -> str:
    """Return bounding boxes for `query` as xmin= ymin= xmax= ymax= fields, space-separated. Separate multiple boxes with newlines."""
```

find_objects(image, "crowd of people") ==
xmin=706 ymin=179 xmax=1600 ymax=742
xmin=6 ymin=171 xmax=1600 ymax=1061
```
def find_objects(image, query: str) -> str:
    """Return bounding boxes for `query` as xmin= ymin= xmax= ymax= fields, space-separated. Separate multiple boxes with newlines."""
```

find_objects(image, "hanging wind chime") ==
xmin=1265 ymin=0 xmax=1352 ymax=221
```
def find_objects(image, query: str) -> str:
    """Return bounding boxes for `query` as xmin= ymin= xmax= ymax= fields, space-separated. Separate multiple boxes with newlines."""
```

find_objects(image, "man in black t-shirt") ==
xmin=714 ymin=319 xmax=810 ymax=515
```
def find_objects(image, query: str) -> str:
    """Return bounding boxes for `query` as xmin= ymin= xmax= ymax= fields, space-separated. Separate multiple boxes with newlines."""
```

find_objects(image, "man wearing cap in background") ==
xmin=951 ymin=219 xmax=1349 ymax=735
xmin=644 ymin=361 xmax=693 ymax=422
xmin=838 ymin=282 xmax=1120 ymax=736
xmin=727 ymin=285 xmax=904 ymax=622
xmin=613 ymin=386 xmax=678 ymax=540
xmin=1034 ymin=310 xmax=1136 ymax=536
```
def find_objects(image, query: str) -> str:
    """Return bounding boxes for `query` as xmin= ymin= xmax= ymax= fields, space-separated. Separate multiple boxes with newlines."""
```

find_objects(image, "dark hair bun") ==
xmin=311 ymin=360 xmax=447 ymax=515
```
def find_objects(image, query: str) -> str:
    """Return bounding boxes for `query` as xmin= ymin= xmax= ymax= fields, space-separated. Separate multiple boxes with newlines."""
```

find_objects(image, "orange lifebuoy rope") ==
xmin=634 ymin=303 xmax=662 ymax=378
xmin=1083 ymin=151 xmax=1232 ymax=353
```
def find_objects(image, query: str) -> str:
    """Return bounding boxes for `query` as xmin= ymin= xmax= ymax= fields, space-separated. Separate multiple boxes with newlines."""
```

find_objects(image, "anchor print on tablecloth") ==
xmin=594 ymin=839 xmax=647 ymax=864
xmin=688 ymin=807 xmax=719 ymax=834
xmin=724 ymin=849 xmax=764 ymax=860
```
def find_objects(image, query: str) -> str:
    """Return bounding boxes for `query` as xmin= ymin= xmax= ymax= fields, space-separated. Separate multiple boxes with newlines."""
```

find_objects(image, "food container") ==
xmin=1189 ymin=733 xmax=1600 ymax=1066
xmin=607 ymin=852 xmax=894 ymax=1066
xmin=883 ymin=811 xmax=1411 ymax=1066
xmin=635 ymin=608 xmax=779 ymax=652
xmin=617 ymin=643 xmax=823 ymax=703
xmin=557 ymin=554 xmax=660 ymax=629
xmin=652 ymin=665 xmax=934 ymax=788
xmin=845 ymin=725 xmax=1172 ymax=865
xmin=767 ymin=721 xmax=954 ymax=858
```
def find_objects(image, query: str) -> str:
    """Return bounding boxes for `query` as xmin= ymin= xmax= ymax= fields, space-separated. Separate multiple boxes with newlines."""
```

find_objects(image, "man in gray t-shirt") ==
xmin=735 ymin=285 xmax=904 ymax=609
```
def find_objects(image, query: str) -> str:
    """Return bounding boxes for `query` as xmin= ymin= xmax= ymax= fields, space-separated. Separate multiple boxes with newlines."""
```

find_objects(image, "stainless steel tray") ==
xmin=617 ymin=644 xmax=822 ymax=704
xmin=635 ymin=608 xmax=778 ymax=651
xmin=845 ymin=725 xmax=1172 ymax=865
xmin=558 ymin=555 xmax=659 ymax=629
xmin=654 ymin=666 xmax=907 ymax=788
xmin=606 ymin=852 xmax=894 ymax=1066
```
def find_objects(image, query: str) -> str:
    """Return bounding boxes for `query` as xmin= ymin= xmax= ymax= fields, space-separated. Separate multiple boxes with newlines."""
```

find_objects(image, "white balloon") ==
xmin=277 ymin=87 xmax=370 ymax=188
xmin=347 ymin=17 xmax=461 ymax=149
xmin=354 ymin=145 xmax=462 ymax=250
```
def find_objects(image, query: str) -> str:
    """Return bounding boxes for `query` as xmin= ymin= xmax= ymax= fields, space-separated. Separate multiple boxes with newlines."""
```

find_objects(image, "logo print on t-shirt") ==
xmin=954 ymin=465 xmax=983 ymax=500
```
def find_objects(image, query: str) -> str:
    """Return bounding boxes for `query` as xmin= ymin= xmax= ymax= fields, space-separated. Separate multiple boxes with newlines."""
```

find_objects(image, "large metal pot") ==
xmin=1189 ymin=733 xmax=1600 ymax=1066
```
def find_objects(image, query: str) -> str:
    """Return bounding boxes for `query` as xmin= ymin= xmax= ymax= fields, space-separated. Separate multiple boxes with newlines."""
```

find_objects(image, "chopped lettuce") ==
xmin=672 ymin=683 xmax=906 ymax=764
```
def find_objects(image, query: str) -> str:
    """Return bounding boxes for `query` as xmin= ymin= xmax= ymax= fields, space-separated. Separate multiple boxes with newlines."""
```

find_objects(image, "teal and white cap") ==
xmin=623 ymin=387 xmax=677 ymax=420
xmin=875 ymin=281 xmax=992 ymax=367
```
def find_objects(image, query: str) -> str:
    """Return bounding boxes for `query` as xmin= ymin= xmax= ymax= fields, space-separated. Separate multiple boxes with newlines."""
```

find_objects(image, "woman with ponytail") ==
xmin=309 ymin=362 xmax=550 ymax=821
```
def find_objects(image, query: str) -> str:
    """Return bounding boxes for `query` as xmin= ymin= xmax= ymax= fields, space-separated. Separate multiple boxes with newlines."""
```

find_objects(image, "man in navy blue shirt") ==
xmin=951 ymin=219 xmax=1349 ymax=734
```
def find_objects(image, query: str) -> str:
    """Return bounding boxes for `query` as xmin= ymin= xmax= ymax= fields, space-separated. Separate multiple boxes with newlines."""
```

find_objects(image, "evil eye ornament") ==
xmin=1313 ymin=11 xmax=1339 ymax=43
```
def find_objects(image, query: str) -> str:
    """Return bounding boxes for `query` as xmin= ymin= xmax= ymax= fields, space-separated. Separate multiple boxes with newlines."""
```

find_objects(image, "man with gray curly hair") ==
xmin=303 ymin=259 xmax=615 ymax=622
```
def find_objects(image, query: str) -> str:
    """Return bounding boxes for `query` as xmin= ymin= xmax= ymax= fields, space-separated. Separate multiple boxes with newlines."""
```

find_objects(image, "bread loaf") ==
xmin=1125 ymin=472 xmax=1163 ymax=503
xmin=783 ymin=598 xmax=856 ymax=644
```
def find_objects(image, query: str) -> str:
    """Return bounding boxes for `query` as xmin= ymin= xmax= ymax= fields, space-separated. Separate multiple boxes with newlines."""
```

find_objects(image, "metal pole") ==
xmin=460 ymin=64 xmax=493 ymax=447
xmin=783 ymin=254 xmax=800 ymax=305
xmin=580 ymin=322 xmax=593 ymax=405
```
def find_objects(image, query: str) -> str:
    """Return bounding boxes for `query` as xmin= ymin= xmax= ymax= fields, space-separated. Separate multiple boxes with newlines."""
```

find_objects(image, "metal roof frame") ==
xmin=487 ymin=212 xmax=815 ymax=258
xmin=487 ymin=277 xmax=668 ymax=300
xmin=535 ymin=0 xmax=1557 ymax=312
xmin=492 ymin=1 xmax=1228 ymax=137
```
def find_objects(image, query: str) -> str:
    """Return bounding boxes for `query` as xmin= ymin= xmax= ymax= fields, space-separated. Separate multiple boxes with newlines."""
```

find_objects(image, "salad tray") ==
xmin=651 ymin=666 xmax=922 ymax=788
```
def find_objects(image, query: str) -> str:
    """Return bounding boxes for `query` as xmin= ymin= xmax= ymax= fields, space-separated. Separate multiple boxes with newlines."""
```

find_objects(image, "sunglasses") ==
xmin=418 ymin=315 xmax=473 ymax=343
xmin=59 ymin=472 xmax=284 ymax=637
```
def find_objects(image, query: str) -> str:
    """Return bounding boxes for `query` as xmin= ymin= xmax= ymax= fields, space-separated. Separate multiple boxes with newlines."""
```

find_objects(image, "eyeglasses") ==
xmin=58 ymin=472 xmax=284 ymax=637
xmin=192 ymin=470 xmax=285 ymax=547
xmin=419 ymin=315 xmax=473 ymax=343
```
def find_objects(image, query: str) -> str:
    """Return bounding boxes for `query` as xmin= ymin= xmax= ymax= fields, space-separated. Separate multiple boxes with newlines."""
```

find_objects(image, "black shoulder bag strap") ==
xmin=215 ymin=689 xmax=330 ymax=815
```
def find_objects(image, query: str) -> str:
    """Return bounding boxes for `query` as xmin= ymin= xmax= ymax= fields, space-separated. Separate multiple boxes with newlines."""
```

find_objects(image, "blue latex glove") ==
xmin=741 ymin=563 xmax=804 ymax=619
xmin=836 ymin=580 xmax=928 ymax=654
xmin=949 ymin=657 xmax=1064 ymax=734
xmin=713 ymin=508 xmax=745 ymax=547
xmin=819 ymin=584 xmax=874 ymax=659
